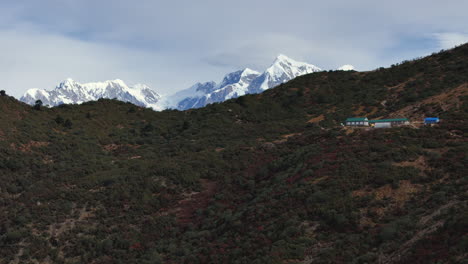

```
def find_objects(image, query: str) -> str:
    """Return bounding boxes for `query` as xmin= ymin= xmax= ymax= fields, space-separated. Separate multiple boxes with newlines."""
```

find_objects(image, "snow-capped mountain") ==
xmin=337 ymin=65 xmax=355 ymax=71
xmin=167 ymin=54 xmax=321 ymax=110
xmin=248 ymin=54 xmax=321 ymax=93
xmin=19 ymin=55 xmax=325 ymax=111
xmin=163 ymin=68 xmax=261 ymax=110
xmin=20 ymin=79 xmax=163 ymax=110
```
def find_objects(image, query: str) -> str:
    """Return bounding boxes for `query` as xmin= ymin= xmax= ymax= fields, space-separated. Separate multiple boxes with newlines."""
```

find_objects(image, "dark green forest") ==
xmin=0 ymin=44 xmax=467 ymax=263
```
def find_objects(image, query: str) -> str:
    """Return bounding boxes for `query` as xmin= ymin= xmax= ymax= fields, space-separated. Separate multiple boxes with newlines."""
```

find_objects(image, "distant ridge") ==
xmin=164 ymin=54 xmax=322 ymax=110
xmin=21 ymin=79 xmax=163 ymax=110
xmin=20 ymin=55 xmax=338 ymax=110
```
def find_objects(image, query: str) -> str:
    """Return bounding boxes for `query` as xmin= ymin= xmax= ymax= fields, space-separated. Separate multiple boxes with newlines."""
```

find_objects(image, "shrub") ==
xmin=64 ymin=119 xmax=73 ymax=129
xmin=55 ymin=115 xmax=64 ymax=124
xmin=33 ymin=100 xmax=43 ymax=110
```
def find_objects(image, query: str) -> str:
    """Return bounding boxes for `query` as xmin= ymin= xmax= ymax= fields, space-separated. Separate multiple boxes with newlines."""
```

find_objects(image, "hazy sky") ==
xmin=1 ymin=0 xmax=468 ymax=97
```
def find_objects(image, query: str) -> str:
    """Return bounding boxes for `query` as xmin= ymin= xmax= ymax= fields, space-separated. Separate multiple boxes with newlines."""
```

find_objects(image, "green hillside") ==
xmin=1 ymin=44 xmax=467 ymax=264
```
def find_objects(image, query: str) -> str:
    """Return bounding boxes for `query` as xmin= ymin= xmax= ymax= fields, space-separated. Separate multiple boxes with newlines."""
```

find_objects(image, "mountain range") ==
xmin=20 ymin=79 xmax=163 ymax=110
xmin=163 ymin=54 xmax=324 ymax=110
xmin=20 ymin=55 xmax=353 ymax=110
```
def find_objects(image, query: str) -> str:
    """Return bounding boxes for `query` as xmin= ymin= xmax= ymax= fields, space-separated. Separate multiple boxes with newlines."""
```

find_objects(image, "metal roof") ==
xmin=368 ymin=118 xmax=409 ymax=123
xmin=346 ymin=117 xmax=368 ymax=122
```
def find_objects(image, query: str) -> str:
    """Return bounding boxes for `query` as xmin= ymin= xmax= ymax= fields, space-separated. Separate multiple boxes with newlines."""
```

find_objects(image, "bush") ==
xmin=55 ymin=115 xmax=64 ymax=124
xmin=33 ymin=100 xmax=43 ymax=110
xmin=64 ymin=119 xmax=73 ymax=129
xmin=379 ymin=224 xmax=398 ymax=242
xmin=4 ymin=230 xmax=23 ymax=242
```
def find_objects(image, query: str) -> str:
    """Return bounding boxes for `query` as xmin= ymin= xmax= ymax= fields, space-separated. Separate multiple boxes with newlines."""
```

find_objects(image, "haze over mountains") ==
xmin=20 ymin=55 xmax=354 ymax=110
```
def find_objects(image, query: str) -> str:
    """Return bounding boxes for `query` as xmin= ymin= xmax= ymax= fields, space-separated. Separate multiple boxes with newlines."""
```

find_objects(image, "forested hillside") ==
xmin=1 ymin=44 xmax=467 ymax=264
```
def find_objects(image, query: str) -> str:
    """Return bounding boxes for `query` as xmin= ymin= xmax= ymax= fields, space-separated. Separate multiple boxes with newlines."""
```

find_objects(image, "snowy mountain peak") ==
xmin=241 ymin=68 xmax=260 ymax=77
xmin=271 ymin=54 xmax=317 ymax=68
xmin=268 ymin=54 xmax=321 ymax=74
xmin=109 ymin=79 xmax=128 ymax=87
xmin=194 ymin=81 xmax=217 ymax=93
xmin=24 ymin=88 xmax=49 ymax=99
xmin=169 ymin=54 xmax=323 ymax=110
xmin=337 ymin=65 xmax=355 ymax=71
xmin=58 ymin=78 xmax=77 ymax=88
xmin=274 ymin=54 xmax=292 ymax=62
xmin=217 ymin=68 xmax=260 ymax=89
xmin=21 ymin=79 xmax=162 ymax=110
xmin=249 ymin=55 xmax=322 ymax=92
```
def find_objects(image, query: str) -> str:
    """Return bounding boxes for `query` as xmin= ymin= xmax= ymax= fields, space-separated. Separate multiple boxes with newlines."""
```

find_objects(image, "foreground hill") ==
xmin=1 ymin=45 xmax=467 ymax=263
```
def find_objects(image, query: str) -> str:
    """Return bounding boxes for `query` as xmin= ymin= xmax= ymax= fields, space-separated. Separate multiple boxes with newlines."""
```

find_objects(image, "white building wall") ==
xmin=375 ymin=122 xmax=391 ymax=128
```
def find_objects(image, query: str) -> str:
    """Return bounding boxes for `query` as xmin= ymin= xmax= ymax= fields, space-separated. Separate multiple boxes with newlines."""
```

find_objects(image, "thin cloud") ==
xmin=0 ymin=24 xmax=224 ymax=97
xmin=434 ymin=32 xmax=468 ymax=50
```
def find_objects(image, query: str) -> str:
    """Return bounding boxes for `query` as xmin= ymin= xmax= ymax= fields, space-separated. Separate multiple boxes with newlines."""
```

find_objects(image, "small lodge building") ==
xmin=424 ymin=117 xmax=440 ymax=125
xmin=345 ymin=117 xmax=369 ymax=126
xmin=345 ymin=117 xmax=410 ymax=128
xmin=369 ymin=118 xmax=410 ymax=128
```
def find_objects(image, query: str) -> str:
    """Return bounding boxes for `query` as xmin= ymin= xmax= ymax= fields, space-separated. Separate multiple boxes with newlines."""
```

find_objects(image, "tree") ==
xmin=54 ymin=115 xmax=64 ymax=124
xmin=127 ymin=106 xmax=136 ymax=113
xmin=34 ymin=99 xmax=43 ymax=110
xmin=0 ymin=90 xmax=6 ymax=96
xmin=182 ymin=120 xmax=190 ymax=130
xmin=64 ymin=119 xmax=73 ymax=129
xmin=236 ymin=96 xmax=248 ymax=107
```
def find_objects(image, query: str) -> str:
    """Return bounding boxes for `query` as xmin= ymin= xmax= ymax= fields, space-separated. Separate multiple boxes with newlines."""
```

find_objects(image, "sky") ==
xmin=1 ymin=0 xmax=468 ymax=97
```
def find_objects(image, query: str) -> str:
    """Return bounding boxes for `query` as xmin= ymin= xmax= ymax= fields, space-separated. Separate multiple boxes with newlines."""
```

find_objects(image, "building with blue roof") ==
xmin=424 ymin=117 xmax=440 ymax=124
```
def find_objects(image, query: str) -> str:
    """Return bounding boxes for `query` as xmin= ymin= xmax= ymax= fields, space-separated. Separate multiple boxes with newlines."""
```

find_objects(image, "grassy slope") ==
xmin=0 ymin=45 xmax=467 ymax=263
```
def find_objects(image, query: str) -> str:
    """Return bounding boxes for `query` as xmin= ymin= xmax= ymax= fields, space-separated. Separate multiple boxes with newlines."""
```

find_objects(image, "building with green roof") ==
xmin=345 ymin=117 xmax=410 ymax=128
xmin=345 ymin=117 xmax=369 ymax=126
